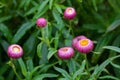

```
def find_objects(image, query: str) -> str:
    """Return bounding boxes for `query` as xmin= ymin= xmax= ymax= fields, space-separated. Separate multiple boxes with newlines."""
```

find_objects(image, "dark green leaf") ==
xmin=54 ymin=66 xmax=71 ymax=79
xmin=47 ymin=48 xmax=57 ymax=60
xmin=0 ymin=16 xmax=12 ymax=23
xmin=0 ymin=23 xmax=13 ymax=42
xmin=106 ymin=19 xmax=120 ymax=32
xmin=18 ymin=58 xmax=27 ymax=76
xmin=49 ymin=0 xmax=54 ymax=9
xmin=33 ymin=73 xmax=58 ymax=80
xmin=103 ymin=46 xmax=120 ymax=53
xmin=37 ymin=42 xmax=43 ymax=58
xmin=12 ymin=21 xmax=35 ymax=43
xmin=73 ymin=60 xmax=86 ymax=79
xmin=99 ymin=75 xmax=120 ymax=80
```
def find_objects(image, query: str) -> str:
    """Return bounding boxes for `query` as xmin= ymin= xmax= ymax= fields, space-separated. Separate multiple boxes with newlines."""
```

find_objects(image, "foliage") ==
xmin=0 ymin=0 xmax=120 ymax=80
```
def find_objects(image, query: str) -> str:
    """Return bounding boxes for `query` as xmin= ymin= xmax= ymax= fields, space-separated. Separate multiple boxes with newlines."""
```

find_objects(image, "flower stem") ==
xmin=41 ymin=27 xmax=51 ymax=47
xmin=7 ymin=59 xmax=22 ymax=80
xmin=69 ymin=20 xmax=74 ymax=36
xmin=84 ymin=54 xmax=91 ymax=77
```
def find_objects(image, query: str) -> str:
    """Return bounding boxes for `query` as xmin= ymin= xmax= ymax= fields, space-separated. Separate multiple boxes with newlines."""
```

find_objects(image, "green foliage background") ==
xmin=0 ymin=0 xmax=120 ymax=80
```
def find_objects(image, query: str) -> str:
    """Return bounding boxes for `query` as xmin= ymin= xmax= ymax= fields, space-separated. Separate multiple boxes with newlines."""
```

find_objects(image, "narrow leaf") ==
xmin=0 ymin=23 xmax=13 ymax=42
xmin=37 ymin=42 xmax=43 ymax=58
xmin=37 ymin=0 xmax=49 ymax=13
xmin=73 ymin=60 xmax=86 ymax=79
xmin=103 ymin=46 xmax=120 ymax=53
xmin=18 ymin=58 xmax=27 ymax=76
xmin=47 ymin=48 xmax=57 ymax=60
xmin=54 ymin=67 xmax=71 ymax=79
xmin=106 ymin=19 xmax=120 ymax=32
xmin=33 ymin=73 xmax=58 ymax=80
xmin=49 ymin=0 xmax=53 ymax=9
xmin=99 ymin=75 xmax=120 ymax=80
xmin=12 ymin=21 xmax=35 ymax=43
xmin=110 ymin=62 xmax=120 ymax=69
xmin=55 ymin=4 xmax=62 ymax=14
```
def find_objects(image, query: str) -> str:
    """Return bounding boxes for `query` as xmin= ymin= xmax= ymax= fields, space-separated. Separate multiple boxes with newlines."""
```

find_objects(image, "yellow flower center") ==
xmin=80 ymin=39 xmax=89 ymax=46
xmin=67 ymin=9 xmax=72 ymax=13
xmin=62 ymin=48 xmax=68 ymax=52
xmin=12 ymin=46 xmax=20 ymax=53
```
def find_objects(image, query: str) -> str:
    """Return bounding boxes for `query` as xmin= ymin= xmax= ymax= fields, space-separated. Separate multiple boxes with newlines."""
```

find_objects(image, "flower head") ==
xmin=72 ymin=35 xmax=87 ymax=49
xmin=64 ymin=7 xmax=76 ymax=20
xmin=7 ymin=44 xmax=23 ymax=59
xmin=58 ymin=47 xmax=74 ymax=59
xmin=36 ymin=18 xmax=47 ymax=28
xmin=75 ymin=39 xmax=94 ymax=53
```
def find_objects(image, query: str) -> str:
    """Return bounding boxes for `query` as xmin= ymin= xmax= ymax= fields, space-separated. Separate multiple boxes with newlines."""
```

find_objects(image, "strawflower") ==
xmin=36 ymin=18 xmax=47 ymax=28
xmin=64 ymin=7 xmax=76 ymax=20
xmin=75 ymin=38 xmax=94 ymax=53
xmin=72 ymin=35 xmax=87 ymax=49
xmin=7 ymin=44 xmax=23 ymax=59
xmin=58 ymin=47 xmax=74 ymax=59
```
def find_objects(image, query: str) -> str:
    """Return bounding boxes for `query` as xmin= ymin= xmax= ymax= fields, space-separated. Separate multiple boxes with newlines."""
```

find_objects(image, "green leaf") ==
xmin=18 ymin=58 xmax=27 ymax=77
xmin=26 ymin=59 xmax=34 ymax=71
xmin=37 ymin=42 xmax=43 ymax=58
xmin=0 ymin=23 xmax=13 ymax=42
xmin=37 ymin=0 xmax=49 ymax=13
xmin=47 ymin=48 xmax=57 ymax=60
xmin=33 ymin=5 xmax=49 ymax=19
xmin=73 ymin=60 xmax=86 ymax=79
xmin=52 ymin=9 xmax=65 ymax=30
xmin=110 ymin=62 xmax=120 ymax=69
xmin=58 ymin=78 xmax=68 ymax=80
xmin=30 ymin=64 xmax=45 ymax=76
xmin=92 ymin=33 xmax=113 ymax=63
xmin=52 ymin=9 xmax=61 ymax=24
xmin=39 ymin=42 xmax=48 ymax=64
xmin=54 ymin=32 xmax=59 ymax=49
xmin=25 ymin=7 xmax=37 ymax=16
xmin=92 ymin=0 xmax=98 ymax=11
xmin=103 ymin=46 xmax=120 ymax=53
xmin=23 ymin=34 xmax=36 ymax=56
xmin=54 ymin=67 xmax=71 ymax=79
xmin=97 ymin=55 xmax=120 ymax=76
xmin=0 ymin=40 xmax=9 ymax=52
xmin=55 ymin=4 xmax=63 ymax=14
xmin=106 ymin=19 xmax=120 ymax=32
xmin=49 ymin=0 xmax=54 ymax=9
xmin=91 ymin=55 xmax=120 ymax=79
xmin=68 ymin=59 xmax=76 ymax=73
xmin=0 ymin=64 xmax=9 ymax=75
xmin=33 ymin=73 xmax=58 ymax=80
xmin=65 ymin=39 xmax=72 ymax=47
xmin=12 ymin=21 xmax=35 ymax=43
xmin=0 ymin=16 xmax=12 ymax=23
xmin=99 ymin=75 xmax=120 ymax=80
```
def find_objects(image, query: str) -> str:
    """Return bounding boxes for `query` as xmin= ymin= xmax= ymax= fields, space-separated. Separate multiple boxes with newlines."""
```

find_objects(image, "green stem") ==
xmin=8 ymin=59 xmax=22 ymax=80
xmin=69 ymin=20 xmax=74 ymax=36
xmin=84 ymin=54 xmax=91 ymax=77
xmin=41 ymin=28 xmax=51 ymax=47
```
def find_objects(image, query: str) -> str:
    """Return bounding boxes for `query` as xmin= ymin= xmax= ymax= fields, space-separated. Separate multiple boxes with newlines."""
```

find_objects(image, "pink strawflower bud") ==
xmin=7 ymin=44 xmax=23 ymax=59
xmin=64 ymin=7 xmax=76 ymax=20
xmin=36 ymin=18 xmax=47 ymax=28
xmin=72 ymin=35 xmax=87 ymax=49
xmin=75 ymin=39 xmax=94 ymax=53
xmin=58 ymin=47 xmax=74 ymax=59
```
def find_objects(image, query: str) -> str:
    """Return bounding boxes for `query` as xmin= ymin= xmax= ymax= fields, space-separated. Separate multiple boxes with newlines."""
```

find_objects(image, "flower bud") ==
xmin=58 ymin=47 xmax=74 ymax=59
xmin=64 ymin=7 xmax=76 ymax=20
xmin=7 ymin=44 xmax=23 ymax=59
xmin=36 ymin=18 xmax=47 ymax=28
